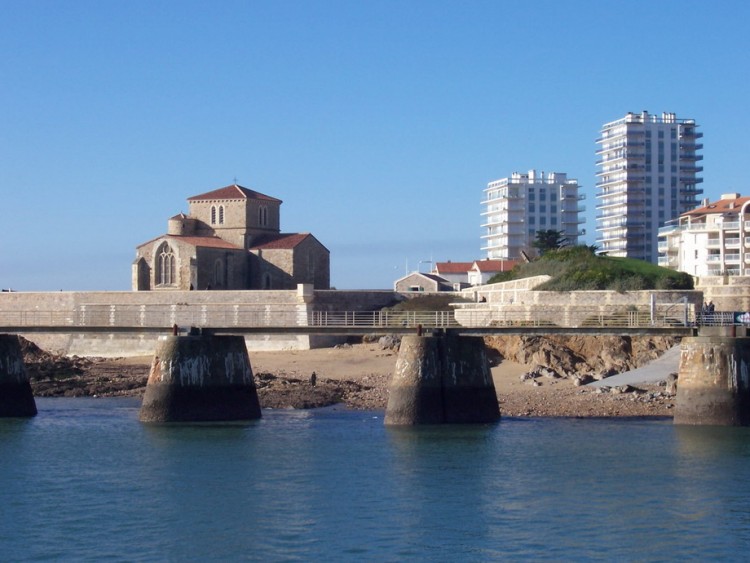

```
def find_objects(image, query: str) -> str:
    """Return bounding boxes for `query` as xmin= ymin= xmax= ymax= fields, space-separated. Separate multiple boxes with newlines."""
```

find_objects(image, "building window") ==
xmin=211 ymin=206 xmax=217 ymax=225
xmin=218 ymin=205 xmax=225 ymax=224
xmin=156 ymin=242 xmax=176 ymax=286
xmin=258 ymin=206 xmax=268 ymax=226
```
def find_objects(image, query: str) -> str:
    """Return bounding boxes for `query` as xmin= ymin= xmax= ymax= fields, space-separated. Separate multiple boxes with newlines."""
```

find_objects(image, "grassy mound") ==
xmin=488 ymin=246 xmax=693 ymax=291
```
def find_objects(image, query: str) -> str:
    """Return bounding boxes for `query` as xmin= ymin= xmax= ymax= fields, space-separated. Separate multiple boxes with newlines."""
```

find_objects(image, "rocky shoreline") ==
xmin=19 ymin=336 xmax=679 ymax=418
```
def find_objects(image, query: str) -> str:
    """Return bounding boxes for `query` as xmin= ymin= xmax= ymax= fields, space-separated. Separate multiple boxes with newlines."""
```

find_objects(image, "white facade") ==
xmin=659 ymin=193 xmax=750 ymax=276
xmin=596 ymin=111 xmax=703 ymax=262
xmin=481 ymin=170 xmax=584 ymax=260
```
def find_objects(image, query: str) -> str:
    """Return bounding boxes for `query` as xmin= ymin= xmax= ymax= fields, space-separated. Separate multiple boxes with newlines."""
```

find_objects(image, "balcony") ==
xmin=726 ymin=238 xmax=741 ymax=248
xmin=726 ymin=254 xmax=741 ymax=264
xmin=706 ymin=239 xmax=721 ymax=248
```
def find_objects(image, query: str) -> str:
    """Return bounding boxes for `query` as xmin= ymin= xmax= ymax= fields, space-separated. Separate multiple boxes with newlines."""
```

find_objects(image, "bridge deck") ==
xmin=0 ymin=306 xmax=712 ymax=337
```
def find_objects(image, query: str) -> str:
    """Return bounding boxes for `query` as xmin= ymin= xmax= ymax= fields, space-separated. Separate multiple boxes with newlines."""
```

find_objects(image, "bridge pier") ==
xmin=139 ymin=334 xmax=261 ymax=422
xmin=0 ymin=334 xmax=37 ymax=417
xmin=384 ymin=334 xmax=500 ymax=425
xmin=675 ymin=336 xmax=750 ymax=426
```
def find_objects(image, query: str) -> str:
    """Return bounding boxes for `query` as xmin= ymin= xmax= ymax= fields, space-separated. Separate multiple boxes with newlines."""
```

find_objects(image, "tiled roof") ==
xmin=684 ymin=196 xmax=750 ymax=216
xmin=434 ymin=261 xmax=474 ymax=274
xmin=250 ymin=233 xmax=312 ymax=250
xmin=187 ymin=184 xmax=282 ymax=203
xmin=136 ymin=234 xmax=241 ymax=250
xmin=170 ymin=235 xmax=242 ymax=249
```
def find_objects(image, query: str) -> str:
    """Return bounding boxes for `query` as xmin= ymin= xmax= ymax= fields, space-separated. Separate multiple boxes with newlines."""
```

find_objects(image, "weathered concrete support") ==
xmin=139 ymin=334 xmax=261 ymax=422
xmin=0 ymin=334 xmax=37 ymax=417
xmin=675 ymin=336 xmax=750 ymax=426
xmin=385 ymin=334 xmax=500 ymax=425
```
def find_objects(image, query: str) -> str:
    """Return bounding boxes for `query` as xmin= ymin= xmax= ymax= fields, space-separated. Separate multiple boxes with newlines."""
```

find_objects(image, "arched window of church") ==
xmin=157 ymin=242 xmax=176 ymax=286
xmin=258 ymin=205 xmax=267 ymax=227
xmin=218 ymin=205 xmax=225 ymax=224
xmin=211 ymin=206 xmax=217 ymax=225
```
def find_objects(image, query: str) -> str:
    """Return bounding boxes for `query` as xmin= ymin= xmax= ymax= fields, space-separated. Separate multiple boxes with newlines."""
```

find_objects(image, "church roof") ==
xmin=136 ymin=234 xmax=242 ymax=250
xmin=187 ymin=184 xmax=282 ymax=203
xmin=250 ymin=233 xmax=321 ymax=250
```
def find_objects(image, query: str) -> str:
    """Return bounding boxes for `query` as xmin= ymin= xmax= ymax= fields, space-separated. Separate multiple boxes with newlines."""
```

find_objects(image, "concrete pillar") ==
xmin=385 ymin=334 xmax=500 ymax=425
xmin=139 ymin=334 xmax=261 ymax=422
xmin=0 ymin=334 xmax=37 ymax=417
xmin=675 ymin=336 xmax=750 ymax=426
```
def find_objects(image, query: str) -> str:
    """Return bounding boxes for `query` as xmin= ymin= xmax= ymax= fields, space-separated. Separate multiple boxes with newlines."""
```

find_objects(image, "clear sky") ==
xmin=2 ymin=0 xmax=749 ymax=291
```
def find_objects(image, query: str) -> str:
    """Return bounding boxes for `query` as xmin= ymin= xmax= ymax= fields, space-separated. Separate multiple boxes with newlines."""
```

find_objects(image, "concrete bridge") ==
xmin=1 ymin=288 xmax=748 ymax=426
xmin=0 ymin=304 xmax=697 ymax=337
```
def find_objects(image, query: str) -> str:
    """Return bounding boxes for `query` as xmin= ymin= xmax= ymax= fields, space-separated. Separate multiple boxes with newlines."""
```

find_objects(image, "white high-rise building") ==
xmin=481 ymin=170 xmax=584 ymax=260
xmin=596 ymin=111 xmax=703 ymax=262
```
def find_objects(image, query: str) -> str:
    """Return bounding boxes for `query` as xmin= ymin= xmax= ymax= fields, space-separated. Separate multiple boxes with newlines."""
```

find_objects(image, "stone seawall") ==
xmin=1 ymin=287 xmax=402 ymax=357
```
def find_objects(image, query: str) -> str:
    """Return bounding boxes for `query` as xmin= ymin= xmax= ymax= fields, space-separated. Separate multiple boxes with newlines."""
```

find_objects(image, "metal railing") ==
xmin=0 ymin=304 xmax=738 ymax=333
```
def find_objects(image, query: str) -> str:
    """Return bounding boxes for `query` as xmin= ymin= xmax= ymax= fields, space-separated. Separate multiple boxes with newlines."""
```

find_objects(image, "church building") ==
xmin=132 ymin=184 xmax=330 ymax=290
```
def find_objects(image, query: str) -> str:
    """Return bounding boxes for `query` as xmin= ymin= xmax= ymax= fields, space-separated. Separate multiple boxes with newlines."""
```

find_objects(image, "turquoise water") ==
xmin=2 ymin=399 xmax=750 ymax=561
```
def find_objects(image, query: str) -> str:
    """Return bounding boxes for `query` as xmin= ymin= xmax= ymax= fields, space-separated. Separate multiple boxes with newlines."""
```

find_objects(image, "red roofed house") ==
xmin=468 ymin=259 xmax=518 ymax=286
xmin=431 ymin=260 xmax=518 ymax=288
xmin=132 ymin=184 xmax=329 ymax=290
xmin=658 ymin=193 xmax=750 ymax=277
xmin=432 ymin=262 xmax=474 ymax=288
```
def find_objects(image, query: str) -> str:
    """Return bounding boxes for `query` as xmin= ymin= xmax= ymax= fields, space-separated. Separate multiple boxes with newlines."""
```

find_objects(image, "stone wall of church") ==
xmin=187 ymin=198 xmax=281 ymax=249
xmin=293 ymin=237 xmax=331 ymax=289
xmin=250 ymin=249 xmax=295 ymax=289
xmin=194 ymin=247 xmax=249 ymax=290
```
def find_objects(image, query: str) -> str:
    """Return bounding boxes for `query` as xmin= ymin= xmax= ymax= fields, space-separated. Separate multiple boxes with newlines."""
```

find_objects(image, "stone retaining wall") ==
xmin=1 ymin=287 xmax=403 ymax=356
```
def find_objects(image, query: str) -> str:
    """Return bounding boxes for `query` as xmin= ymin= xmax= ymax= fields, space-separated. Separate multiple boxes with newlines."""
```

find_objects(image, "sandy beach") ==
xmin=248 ymin=343 xmax=675 ymax=417
xmin=25 ymin=340 xmax=676 ymax=418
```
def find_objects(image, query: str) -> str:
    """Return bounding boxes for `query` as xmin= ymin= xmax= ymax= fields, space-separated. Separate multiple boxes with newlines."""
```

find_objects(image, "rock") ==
xmin=573 ymin=374 xmax=595 ymax=386
xmin=484 ymin=334 xmax=678 ymax=378
xmin=378 ymin=335 xmax=401 ymax=350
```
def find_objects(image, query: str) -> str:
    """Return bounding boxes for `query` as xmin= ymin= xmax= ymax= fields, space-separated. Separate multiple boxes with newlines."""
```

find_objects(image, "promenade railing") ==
xmin=0 ymin=304 xmax=722 ymax=331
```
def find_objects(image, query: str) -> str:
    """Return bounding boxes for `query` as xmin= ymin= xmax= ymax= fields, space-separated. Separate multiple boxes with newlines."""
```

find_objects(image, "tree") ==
xmin=532 ymin=229 xmax=568 ymax=255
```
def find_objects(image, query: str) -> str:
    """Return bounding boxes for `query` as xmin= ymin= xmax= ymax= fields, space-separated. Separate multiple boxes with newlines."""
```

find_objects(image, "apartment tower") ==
xmin=595 ymin=111 xmax=703 ymax=262
xmin=482 ymin=170 xmax=584 ymax=260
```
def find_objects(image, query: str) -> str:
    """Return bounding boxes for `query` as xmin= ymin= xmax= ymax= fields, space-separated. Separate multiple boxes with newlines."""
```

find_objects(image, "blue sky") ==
xmin=2 ymin=0 xmax=749 ymax=291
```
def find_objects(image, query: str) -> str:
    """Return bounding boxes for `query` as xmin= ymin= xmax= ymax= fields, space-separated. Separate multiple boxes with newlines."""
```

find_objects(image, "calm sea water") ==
xmin=2 ymin=399 xmax=750 ymax=561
